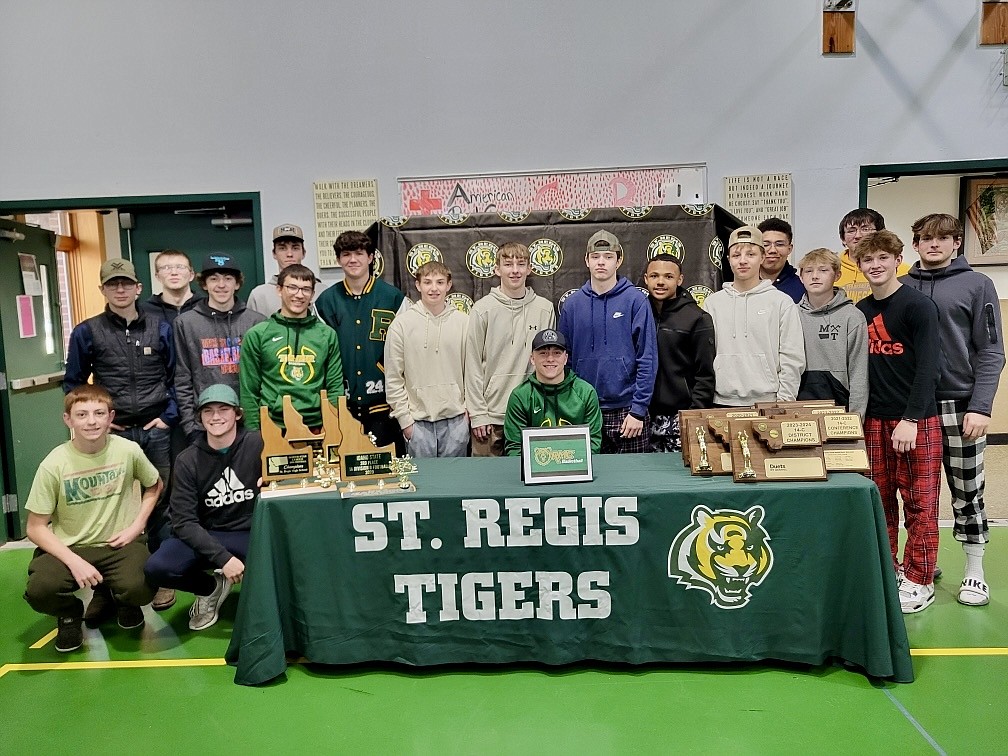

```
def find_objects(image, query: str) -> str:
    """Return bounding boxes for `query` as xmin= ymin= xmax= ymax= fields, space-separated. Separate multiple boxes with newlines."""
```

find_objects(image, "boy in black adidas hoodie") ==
xmin=643 ymin=254 xmax=715 ymax=451
xmin=145 ymin=384 xmax=263 ymax=631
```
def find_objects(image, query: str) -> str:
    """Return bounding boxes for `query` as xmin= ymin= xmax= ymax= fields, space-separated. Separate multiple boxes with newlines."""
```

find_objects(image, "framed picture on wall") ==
xmin=960 ymin=176 xmax=1008 ymax=266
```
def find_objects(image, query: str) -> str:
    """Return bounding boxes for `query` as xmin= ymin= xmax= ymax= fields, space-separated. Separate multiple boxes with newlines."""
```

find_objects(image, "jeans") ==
xmin=113 ymin=425 xmax=172 ymax=550
xmin=145 ymin=531 xmax=250 ymax=596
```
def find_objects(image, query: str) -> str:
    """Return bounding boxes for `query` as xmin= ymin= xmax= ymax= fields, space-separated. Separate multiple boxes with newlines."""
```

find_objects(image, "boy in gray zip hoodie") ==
xmin=901 ymin=213 xmax=1005 ymax=606
xmin=796 ymin=249 xmax=868 ymax=417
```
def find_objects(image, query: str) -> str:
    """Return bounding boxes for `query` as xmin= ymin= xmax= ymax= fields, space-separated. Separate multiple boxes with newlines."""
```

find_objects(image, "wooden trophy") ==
xmin=324 ymin=392 xmax=414 ymax=497
xmin=779 ymin=411 xmax=869 ymax=473
xmin=260 ymin=404 xmax=315 ymax=494
xmin=728 ymin=417 xmax=827 ymax=482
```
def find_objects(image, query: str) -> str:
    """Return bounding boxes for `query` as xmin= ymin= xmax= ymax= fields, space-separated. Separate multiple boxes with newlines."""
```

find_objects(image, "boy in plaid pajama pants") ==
xmin=558 ymin=230 xmax=657 ymax=454
xmin=901 ymin=214 xmax=1005 ymax=607
xmin=855 ymin=230 xmax=942 ymax=614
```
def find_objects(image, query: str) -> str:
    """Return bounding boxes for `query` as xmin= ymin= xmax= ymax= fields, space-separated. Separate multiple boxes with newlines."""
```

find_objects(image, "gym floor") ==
xmin=3 ymin=522 xmax=1006 ymax=754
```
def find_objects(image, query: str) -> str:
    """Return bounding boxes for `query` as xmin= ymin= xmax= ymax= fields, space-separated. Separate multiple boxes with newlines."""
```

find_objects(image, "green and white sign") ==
xmin=521 ymin=426 xmax=593 ymax=484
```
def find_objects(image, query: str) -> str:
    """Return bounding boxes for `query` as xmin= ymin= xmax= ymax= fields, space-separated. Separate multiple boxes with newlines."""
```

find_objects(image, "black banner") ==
xmin=369 ymin=205 xmax=743 ymax=312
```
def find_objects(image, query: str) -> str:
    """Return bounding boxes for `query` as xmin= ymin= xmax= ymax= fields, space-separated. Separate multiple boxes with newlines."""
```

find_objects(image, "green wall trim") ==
xmin=859 ymin=157 xmax=1008 ymax=206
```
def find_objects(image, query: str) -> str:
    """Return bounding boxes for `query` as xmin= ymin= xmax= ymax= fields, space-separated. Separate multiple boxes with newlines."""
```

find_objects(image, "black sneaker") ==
xmin=55 ymin=616 xmax=84 ymax=653
xmin=117 ymin=605 xmax=145 ymax=630
xmin=83 ymin=585 xmax=116 ymax=628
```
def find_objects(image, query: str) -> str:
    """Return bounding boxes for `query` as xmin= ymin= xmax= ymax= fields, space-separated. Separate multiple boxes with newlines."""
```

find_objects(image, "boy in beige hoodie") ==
xmin=384 ymin=261 xmax=469 ymax=457
xmin=465 ymin=242 xmax=556 ymax=456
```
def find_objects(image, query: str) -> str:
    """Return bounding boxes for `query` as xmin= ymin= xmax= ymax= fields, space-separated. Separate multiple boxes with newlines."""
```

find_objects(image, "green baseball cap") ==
xmin=197 ymin=384 xmax=240 ymax=410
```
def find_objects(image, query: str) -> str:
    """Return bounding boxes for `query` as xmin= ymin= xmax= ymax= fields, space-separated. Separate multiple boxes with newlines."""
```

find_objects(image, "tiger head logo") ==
xmin=668 ymin=505 xmax=773 ymax=609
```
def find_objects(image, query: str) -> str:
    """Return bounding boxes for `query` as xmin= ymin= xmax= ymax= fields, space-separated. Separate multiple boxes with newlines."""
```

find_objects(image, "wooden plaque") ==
xmin=780 ymin=411 xmax=869 ymax=473
xmin=260 ymin=405 xmax=315 ymax=486
xmin=729 ymin=418 xmax=827 ymax=483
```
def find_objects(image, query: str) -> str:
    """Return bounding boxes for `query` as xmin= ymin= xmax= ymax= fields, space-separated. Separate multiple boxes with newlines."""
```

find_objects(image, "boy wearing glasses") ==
xmin=142 ymin=249 xmax=201 ymax=324
xmin=239 ymin=264 xmax=344 ymax=430
xmin=835 ymin=208 xmax=909 ymax=304
xmin=757 ymin=217 xmax=805 ymax=303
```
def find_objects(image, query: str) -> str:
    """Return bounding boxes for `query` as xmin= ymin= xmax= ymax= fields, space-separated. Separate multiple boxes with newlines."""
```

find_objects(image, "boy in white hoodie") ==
xmin=703 ymin=226 xmax=805 ymax=406
xmin=384 ymin=261 xmax=469 ymax=457
xmin=465 ymin=242 xmax=556 ymax=456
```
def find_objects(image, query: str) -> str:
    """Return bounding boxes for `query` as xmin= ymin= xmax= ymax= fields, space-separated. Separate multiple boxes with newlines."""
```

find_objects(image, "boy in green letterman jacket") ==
xmin=503 ymin=329 xmax=602 ymax=456
xmin=239 ymin=264 xmax=344 ymax=430
xmin=315 ymin=231 xmax=408 ymax=451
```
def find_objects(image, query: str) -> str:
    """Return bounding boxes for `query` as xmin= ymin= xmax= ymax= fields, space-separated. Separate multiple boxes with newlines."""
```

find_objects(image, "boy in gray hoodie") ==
xmin=901 ymin=213 xmax=1005 ymax=607
xmin=173 ymin=254 xmax=266 ymax=441
xmin=796 ymin=249 xmax=868 ymax=417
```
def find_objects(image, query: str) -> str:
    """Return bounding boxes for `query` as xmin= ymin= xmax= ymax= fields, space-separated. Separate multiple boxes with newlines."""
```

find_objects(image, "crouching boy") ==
xmin=24 ymin=385 xmax=163 ymax=652
xmin=145 ymin=385 xmax=262 ymax=630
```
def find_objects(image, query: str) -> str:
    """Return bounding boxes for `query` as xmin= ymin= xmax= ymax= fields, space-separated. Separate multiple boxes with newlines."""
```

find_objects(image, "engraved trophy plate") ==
xmin=730 ymin=418 xmax=828 ymax=482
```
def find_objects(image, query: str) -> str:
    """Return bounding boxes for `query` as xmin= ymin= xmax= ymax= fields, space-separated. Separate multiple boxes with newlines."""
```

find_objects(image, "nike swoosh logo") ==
xmin=613 ymin=312 xmax=624 ymax=319
xmin=271 ymin=336 xmax=284 ymax=342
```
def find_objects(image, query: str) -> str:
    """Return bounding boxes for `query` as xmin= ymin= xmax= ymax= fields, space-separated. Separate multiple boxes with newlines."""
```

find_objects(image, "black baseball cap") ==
xmin=531 ymin=329 xmax=568 ymax=352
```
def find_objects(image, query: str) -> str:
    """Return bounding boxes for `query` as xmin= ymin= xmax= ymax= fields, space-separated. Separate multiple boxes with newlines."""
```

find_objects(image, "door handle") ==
xmin=9 ymin=371 xmax=65 ymax=391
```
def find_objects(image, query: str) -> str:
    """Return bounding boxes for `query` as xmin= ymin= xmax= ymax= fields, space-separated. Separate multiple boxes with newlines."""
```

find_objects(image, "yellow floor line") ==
xmin=911 ymin=647 xmax=1008 ymax=656
xmin=29 ymin=630 xmax=58 ymax=649
xmin=0 ymin=658 xmax=226 ymax=679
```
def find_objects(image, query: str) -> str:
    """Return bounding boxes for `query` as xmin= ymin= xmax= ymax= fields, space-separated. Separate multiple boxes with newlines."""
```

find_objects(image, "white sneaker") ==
xmin=188 ymin=572 xmax=233 ymax=631
xmin=899 ymin=579 xmax=935 ymax=614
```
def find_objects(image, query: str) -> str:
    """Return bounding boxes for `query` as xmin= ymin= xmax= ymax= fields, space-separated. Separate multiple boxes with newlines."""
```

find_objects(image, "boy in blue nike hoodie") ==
xmin=558 ymin=230 xmax=657 ymax=453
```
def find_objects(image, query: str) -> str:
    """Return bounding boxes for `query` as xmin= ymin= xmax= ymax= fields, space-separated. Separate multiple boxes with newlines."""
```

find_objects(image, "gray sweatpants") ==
xmin=407 ymin=414 xmax=469 ymax=458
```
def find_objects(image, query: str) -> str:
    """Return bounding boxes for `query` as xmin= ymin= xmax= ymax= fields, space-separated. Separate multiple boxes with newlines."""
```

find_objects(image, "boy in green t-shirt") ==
xmin=25 ymin=385 xmax=164 ymax=652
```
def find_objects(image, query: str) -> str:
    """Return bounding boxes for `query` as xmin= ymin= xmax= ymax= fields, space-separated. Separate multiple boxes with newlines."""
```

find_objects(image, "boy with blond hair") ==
xmin=703 ymin=226 xmax=805 ymax=406
xmin=901 ymin=213 xmax=1005 ymax=606
xmin=855 ymin=230 xmax=942 ymax=613
xmin=466 ymin=242 xmax=555 ymax=456
xmin=25 ymin=385 xmax=163 ymax=652
xmin=796 ymin=248 xmax=868 ymax=417
xmin=385 ymin=260 xmax=469 ymax=457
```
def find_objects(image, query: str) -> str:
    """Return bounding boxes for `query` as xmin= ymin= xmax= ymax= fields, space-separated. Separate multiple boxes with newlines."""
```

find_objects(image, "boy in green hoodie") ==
xmin=239 ymin=264 xmax=344 ymax=430
xmin=503 ymin=329 xmax=602 ymax=456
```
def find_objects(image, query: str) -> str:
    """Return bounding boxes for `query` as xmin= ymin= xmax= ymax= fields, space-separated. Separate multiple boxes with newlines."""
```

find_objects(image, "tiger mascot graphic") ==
xmin=667 ymin=505 xmax=773 ymax=609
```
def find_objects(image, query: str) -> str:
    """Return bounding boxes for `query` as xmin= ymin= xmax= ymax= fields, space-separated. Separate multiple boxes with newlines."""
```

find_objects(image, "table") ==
xmin=225 ymin=455 xmax=912 ymax=685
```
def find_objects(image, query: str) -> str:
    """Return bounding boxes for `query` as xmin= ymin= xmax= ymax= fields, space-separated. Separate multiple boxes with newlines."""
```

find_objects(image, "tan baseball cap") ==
xmin=728 ymin=226 xmax=763 ymax=249
xmin=99 ymin=258 xmax=139 ymax=285
xmin=587 ymin=230 xmax=621 ymax=254
xmin=272 ymin=224 xmax=304 ymax=242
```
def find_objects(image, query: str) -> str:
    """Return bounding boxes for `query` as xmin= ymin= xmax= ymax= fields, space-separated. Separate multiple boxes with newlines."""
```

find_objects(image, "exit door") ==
xmin=0 ymin=219 xmax=68 ymax=541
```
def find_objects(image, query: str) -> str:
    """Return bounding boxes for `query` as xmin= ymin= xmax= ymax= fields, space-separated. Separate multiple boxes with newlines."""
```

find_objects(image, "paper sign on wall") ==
xmin=313 ymin=179 xmax=380 ymax=268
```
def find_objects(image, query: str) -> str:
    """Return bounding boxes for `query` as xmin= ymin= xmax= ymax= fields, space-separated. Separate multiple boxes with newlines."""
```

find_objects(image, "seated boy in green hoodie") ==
xmin=503 ymin=329 xmax=602 ymax=456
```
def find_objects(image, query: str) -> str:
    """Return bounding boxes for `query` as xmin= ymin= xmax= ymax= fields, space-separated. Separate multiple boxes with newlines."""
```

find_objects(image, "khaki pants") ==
xmin=470 ymin=424 xmax=505 ymax=457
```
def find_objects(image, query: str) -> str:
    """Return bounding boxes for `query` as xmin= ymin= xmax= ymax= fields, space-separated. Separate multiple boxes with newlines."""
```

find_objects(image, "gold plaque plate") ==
xmin=822 ymin=414 xmax=865 ymax=439
xmin=824 ymin=448 xmax=870 ymax=471
xmin=764 ymin=457 xmax=826 ymax=479
xmin=780 ymin=420 xmax=822 ymax=445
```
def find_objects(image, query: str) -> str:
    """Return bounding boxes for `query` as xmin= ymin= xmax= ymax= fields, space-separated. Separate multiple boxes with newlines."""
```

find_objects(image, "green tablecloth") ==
xmin=225 ymin=455 xmax=912 ymax=685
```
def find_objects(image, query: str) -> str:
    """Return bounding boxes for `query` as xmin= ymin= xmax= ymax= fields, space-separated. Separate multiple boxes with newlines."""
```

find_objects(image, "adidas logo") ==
xmin=205 ymin=467 xmax=255 ymax=508
xmin=867 ymin=313 xmax=904 ymax=355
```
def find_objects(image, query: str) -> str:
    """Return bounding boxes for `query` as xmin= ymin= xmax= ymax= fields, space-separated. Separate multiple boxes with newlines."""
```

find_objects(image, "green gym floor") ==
xmin=4 ymin=528 xmax=1006 ymax=755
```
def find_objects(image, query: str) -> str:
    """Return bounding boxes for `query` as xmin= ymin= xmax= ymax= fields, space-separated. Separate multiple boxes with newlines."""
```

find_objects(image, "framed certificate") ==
xmin=520 ymin=425 xmax=594 ymax=484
